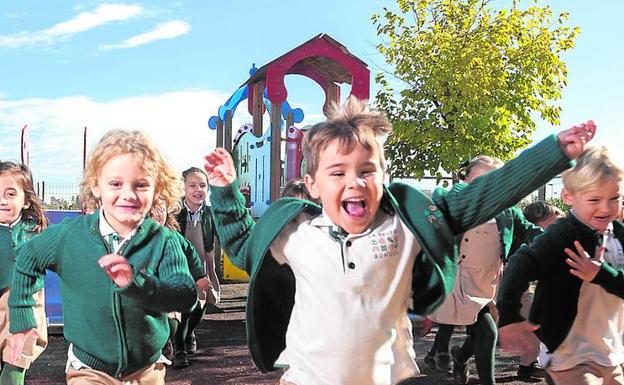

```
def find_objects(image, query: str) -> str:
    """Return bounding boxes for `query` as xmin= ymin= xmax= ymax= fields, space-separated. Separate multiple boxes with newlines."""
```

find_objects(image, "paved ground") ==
xmin=27 ymin=283 xmax=549 ymax=385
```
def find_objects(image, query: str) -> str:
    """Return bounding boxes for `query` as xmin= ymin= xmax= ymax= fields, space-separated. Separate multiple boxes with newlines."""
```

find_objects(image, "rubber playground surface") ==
xmin=27 ymin=283 xmax=549 ymax=385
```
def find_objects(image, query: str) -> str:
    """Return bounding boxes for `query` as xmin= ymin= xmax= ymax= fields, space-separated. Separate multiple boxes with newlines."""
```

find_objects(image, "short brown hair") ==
xmin=80 ymin=130 xmax=183 ymax=218
xmin=302 ymin=96 xmax=392 ymax=177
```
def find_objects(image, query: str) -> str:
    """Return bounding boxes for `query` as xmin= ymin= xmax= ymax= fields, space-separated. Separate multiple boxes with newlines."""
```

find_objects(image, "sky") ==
xmin=0 ymin=1 xmax=622 ymax=191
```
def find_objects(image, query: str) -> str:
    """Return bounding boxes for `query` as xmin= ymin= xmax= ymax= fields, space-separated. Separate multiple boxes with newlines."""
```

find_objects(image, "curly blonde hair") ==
xmin=302 ymin=96 xmax=392 ymax=177
xmin=79 ymin=130 xmax=182 ymax=220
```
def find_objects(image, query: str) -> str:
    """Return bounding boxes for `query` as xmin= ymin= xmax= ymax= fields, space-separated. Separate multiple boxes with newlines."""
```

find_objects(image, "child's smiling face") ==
xmin=563 ymin=177 xmax=623 ymax=232
xmin=0 ymin=172 xmax=28 ymax=225
xmin=184 ymin=172 xmax=208 ymax=212
xmin=91 ymin=153 xmax=155 ymax=236
xmin=304 ymin=140 xmax=385 ymax=234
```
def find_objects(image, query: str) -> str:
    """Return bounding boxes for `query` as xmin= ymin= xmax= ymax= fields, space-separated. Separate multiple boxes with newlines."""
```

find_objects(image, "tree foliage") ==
xmin=372 ymin=0 xmax=579 ymax=180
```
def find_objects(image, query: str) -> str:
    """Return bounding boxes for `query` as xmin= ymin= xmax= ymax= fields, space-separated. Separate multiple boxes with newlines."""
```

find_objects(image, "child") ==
xmin=281 ymin=178 xmax=317 ymax=202
xmin=172 ymin=167 xmax=219 ymax=368
xmin=149 ymin=202 xmax=212 ymax=367
xmin=204 ymin=97 xmax=595 ymax=385
xmin=515 ymin=201 xmax=564 ymax=381
xmin=523 ymin=201 xmax=564 ymax=230
xmin=425 ymin=156 xmax=543 ymax=385
xmin=6 ymin=130 xmax=197 ymax=384
xmin=497 ymin=146 xmax=624 ymax=385
xmin=0 ymin=161 xmax=48 ymax=385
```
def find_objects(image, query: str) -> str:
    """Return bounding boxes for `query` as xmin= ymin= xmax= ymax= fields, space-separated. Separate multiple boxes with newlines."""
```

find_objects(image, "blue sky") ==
xmin=0 ymin=1 xmax=622 ymax=186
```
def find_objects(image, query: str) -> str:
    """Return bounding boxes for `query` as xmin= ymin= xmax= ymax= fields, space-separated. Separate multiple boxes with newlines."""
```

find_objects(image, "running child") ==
xmin=205 ymin=97 xmax=595 ymax=385
xmin=7 ymin=130 xmax=197 ymax=384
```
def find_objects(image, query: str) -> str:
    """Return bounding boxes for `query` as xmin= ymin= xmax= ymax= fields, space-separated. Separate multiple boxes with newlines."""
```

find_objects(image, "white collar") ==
xmin=98 ymin=209 xmax=139 ymax=239
xmin=0 ymin=216 xmax=21 ymax=228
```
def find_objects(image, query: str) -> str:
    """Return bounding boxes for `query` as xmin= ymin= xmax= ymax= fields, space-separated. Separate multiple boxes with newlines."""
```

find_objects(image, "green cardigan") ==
xmin=497 ymin=214 xmax=624 ymax=353
xmin=0 ymin=220 xmax=36 ymax=290
xmin=210 ymin=134 xmax=573 ymax=372
xmin=9 ymin=212 xmax=197 ymax=377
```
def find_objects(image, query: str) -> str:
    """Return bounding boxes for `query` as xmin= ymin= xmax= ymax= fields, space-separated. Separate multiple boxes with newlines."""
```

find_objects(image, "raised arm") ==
xmin=435 ymin=122 xmax=596 ymax=234
xmin=204 ymin=148 xmax=255 ymax=271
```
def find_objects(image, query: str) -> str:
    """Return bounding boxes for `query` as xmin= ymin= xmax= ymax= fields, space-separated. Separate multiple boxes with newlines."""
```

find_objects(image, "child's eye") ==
xmin=109 ymin=181 xmax=122 ymax=187
xmin=136 ymin=181 xmax=152 ymax=190
xmin=330 ymin=172 xmax=344 ymax=177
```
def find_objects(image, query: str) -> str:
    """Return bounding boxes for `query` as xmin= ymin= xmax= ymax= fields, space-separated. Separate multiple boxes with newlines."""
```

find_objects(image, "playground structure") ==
xmin=209 ymin=33 xmax=370 ymax=217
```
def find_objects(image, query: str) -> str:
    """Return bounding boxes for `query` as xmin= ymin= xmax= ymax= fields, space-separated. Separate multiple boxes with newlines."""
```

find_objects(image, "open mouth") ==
xmin=342 ymin=199 xmax=366 ymax=218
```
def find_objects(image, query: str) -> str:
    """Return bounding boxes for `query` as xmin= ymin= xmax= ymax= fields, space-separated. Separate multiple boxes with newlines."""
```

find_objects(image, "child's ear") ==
xmin=561 ymin=188 xmax=574 ymax=206
xmin=304 ymin=174 xmax=321 ymax=200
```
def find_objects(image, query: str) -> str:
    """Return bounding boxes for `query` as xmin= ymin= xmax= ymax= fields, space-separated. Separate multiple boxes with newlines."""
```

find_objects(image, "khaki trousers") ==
xmin=66 ymin=363 xmax=166 ymax=385
xmin=0 ymin=288 xmax=48 ymax=369
xmin=547 ymin=361 xmax=624 ymax=385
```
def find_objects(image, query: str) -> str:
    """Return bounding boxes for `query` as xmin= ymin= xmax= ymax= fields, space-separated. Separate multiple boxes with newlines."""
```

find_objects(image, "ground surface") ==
xmin=27 ymin=283 xmax=548 ymax=385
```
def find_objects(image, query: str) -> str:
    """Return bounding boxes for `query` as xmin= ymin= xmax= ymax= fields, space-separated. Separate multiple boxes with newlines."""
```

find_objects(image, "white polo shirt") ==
xmin=271 ymin=208 xmax=422 ymax=385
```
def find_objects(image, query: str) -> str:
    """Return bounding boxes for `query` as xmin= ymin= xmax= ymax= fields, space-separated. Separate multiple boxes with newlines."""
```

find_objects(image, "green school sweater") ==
xmin=8 ymin=212 xmax=197 ymax=377
xmin=0 ymin=220 xmax=36 ymax=291
xmin=498 ymin=215 xmax=624 ymax=353
xmin=210 ymin=134 xmax=573 ymax=372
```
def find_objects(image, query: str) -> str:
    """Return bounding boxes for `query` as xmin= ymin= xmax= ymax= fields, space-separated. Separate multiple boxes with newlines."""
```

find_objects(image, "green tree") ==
xmin=372 ymin=0 xmax=579 ymax=181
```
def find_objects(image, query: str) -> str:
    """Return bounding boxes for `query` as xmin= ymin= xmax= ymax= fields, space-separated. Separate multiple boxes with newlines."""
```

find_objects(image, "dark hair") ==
xmin=281 ymin=178 xmax=316 ymax=202
xmin=0 ymin=161 xmax=49 ymax=232
xmin=523 ymin=201 xmax=562 ymax=225
xmin=182 ymin=167 xmax=208 ymax=182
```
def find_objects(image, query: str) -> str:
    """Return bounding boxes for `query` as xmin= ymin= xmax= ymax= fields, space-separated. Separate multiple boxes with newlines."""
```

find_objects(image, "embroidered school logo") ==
xmin=371 ymin=230 xmax=399 ymax=259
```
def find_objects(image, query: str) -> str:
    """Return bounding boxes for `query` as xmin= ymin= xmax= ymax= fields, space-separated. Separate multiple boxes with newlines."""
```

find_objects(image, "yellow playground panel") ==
xmin=223 ymin=253 xmax=249 ymax=281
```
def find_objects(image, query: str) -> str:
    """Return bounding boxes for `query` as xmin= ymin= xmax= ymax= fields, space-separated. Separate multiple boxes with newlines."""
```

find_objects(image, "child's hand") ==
xmin=557 ymin=120 xmax=596 ymax=159
xmin=498 ymin=321 xmax=540 ymax=355
xmin=5 ymin=329 xmax=38 ymax=365
xmin=99 ymin=253 xmax=133 ymax=287
xmin=195 ymin=276 xmax=211 ymax=293
xmin=565 ymin=240 xmax=603 ymax=282
xmin=204 ymin=148 xmax=236 ymax=187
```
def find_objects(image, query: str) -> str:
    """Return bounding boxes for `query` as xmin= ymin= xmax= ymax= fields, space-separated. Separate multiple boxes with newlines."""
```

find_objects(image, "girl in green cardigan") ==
xmin=0 ymin=161 xmax=49 ymax=385
xmin=6 ymin=130 xmax=197 ymax=385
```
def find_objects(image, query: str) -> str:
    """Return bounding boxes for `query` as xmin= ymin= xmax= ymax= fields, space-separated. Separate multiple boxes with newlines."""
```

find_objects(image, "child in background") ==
xmin=173 ymin=167 xmax=218 ymax=368
xmin=0 ymin=161 xmax=48 ymax=385
xmin=7 ymin=130 xmax=197 ymax=384
xmin=497 ymin=146 xmax=624 ymax=385
xmin=204 ymin=96 xmax=595 ymax=385
xmin=281 ymin=178 xmax=317 ymax=202
xmin=515 ymin=201 xmax=564 ymax=381
xmin=425 ymin=156 xmax=543 ymax=385
xmin=150 ymin=202 xmax=212 ymax=367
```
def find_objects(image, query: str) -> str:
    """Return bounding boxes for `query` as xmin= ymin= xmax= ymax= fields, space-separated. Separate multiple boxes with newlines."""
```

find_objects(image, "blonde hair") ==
xmin=79 ymin=130 xmax=183 ymax=219
xmin=458 ymin=155 xmax=504 ymax=181
xmin=562 ymin=146 xmax=624 ymax=193
xmin=302 ymin=96 xmax=392 ymax=176
xmin=0 ymin=161 xmax=49 ymax=233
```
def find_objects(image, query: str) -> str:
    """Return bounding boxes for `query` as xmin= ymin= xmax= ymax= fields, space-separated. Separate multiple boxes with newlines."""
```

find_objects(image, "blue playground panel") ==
xmin=44 ymin=210 xmax=81 ymax=326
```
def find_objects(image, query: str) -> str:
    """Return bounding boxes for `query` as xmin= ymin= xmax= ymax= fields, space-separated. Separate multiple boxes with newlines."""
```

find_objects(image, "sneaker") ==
xmin=517 ymin=361 xmax=546 ymax=380
xmin=162 ymin=338 xmax=174 ymax=361
xmin=451 ymin=346 xmax=469 ymax=385
xmin=172 ymin=351 xmax=189 ymax=368
xmin=185 ymin=332 xmax=197 ymax=354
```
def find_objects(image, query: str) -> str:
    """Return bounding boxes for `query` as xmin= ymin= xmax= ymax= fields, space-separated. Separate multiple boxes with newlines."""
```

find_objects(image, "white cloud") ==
xmin=0 ymin=90 xmax=229 ymax=183
xmin=0 ymin=3 xmax=143 ymax=48
xmin=99 ymin=20 xmax=191 ymax=51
